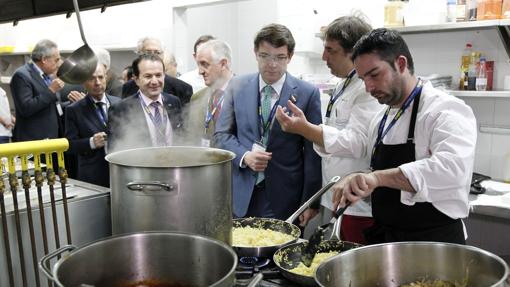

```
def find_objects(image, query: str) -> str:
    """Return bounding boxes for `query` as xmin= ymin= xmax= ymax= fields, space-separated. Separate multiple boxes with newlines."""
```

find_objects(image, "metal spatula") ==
xmin=300 ymin=202 xmax=351 ymax=267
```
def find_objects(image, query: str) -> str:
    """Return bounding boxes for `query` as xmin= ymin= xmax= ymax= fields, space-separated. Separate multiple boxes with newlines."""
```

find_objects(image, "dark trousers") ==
xmin=0 ymin=136 xmax=10 ymax=143
xmin=245 ymin=181 xmax=276 ymax=218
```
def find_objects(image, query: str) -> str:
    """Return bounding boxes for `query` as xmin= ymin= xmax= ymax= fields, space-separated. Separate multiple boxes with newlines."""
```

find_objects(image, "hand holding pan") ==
xmin=57 ymin=0 xmax=98 ymax=84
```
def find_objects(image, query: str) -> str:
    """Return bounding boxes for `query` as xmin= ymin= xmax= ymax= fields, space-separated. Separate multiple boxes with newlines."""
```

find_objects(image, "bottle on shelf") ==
xmin=467 ymin=0 xmax=478 ymax=20
xmin=457 ymin=0 xmax=468 ymax=21
xmin=467 ymin=52 xmax=479 ymax=90
xmin=384 ymin=0 xmax=406 ymax=27
xmin=459 ymin=43 xmax=473 ymax=90
xmin=448 ymin=0 xmax=458 ymax=21
xmin=476 ymin=56 xmax=488 ymax=91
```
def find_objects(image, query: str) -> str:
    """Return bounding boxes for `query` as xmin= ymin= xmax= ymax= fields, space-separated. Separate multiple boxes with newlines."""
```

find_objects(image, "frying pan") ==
xmin=57 ymin=0 xmax=98 ymax=84
xmin=232 ymin=176 xmax=341 ymax=258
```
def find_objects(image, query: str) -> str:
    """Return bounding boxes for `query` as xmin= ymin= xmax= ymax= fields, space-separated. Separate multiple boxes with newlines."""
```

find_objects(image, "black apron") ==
xmin=365 ymin=92 xmax=465 ymax=244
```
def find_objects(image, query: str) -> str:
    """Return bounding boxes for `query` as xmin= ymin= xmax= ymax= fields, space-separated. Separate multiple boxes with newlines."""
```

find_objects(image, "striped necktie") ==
xmin=95 ymin=102 xmax=107 ymax=125
xmin=150 ymin=101 xmax=167 ymax=146
xmin=261 ymin=85 xmax=274 ymax=144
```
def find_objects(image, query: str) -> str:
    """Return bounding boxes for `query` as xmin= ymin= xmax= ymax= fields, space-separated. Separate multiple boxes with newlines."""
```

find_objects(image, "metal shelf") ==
xmin=448 ymin=90 xmax=510 ymax=98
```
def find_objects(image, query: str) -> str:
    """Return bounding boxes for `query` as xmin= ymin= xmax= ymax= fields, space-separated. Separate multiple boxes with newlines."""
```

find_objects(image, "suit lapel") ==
xmin=246 ymin=75 xmax=262 ymax=141
xmin=267 ymin=73 xmax=297 ymax=145
xmin=28 ymin=63 xmax=49 ymax=90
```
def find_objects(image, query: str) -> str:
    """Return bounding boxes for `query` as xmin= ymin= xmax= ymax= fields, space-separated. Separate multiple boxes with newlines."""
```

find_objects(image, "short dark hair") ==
xmin=124 ymin=65 xmax=133 ymax=79
xmin=194 ymin=35 xmax=216 ymax=54
xmin=324 ymin=16 xmax=372 ymax=53
xmin=132 ymin=54 xmax=165 ymax=77
xmin=254 ymin=23 xmax=295 ymax=55
xmin=352 ymin=28 xmax=415 ymax=74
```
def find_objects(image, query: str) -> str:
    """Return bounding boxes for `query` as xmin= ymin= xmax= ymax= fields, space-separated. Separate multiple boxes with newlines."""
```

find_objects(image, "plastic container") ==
xmin=385 ymin=0 xmax=406 ymax=27
xmin=467 ymin=0 xmax=478 ymax=20
xmin=503 ymin=0 xmax=510 ymax=17
xmin=477 ymin=0 xmax=503 ymax=20
xmin=476 ymin=56 xmax=488 ymax=91
xmin=448 ymin=0 xmax=458 ymax=21
xmin=457 ymin=0 xmax=468 ymax=20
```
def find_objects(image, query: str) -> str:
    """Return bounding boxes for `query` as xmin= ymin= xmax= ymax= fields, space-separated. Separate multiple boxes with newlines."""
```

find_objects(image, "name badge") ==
xmin=56 ymin=103 xmax=63 ymax=116
xmin=252 ymin=141 xmax=266 ymax=152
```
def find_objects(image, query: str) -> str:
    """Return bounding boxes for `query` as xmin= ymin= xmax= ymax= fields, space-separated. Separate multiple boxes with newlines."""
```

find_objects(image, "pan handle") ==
xmin=126 ymin=181 xmax=175 ymax=193
xmin=246 ymin=273 xmax=264 ymax=287
xmin=39 ymin=245 xmax=76 ymax=282
xmin=285 ymin=176 xmax=341 ymax=223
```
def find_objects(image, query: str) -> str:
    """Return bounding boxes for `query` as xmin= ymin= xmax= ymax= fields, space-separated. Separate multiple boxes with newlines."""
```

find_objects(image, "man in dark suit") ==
xmin=121 ymin=37 xmax=193 ymax=105
xmin=214 ymin=24 xmax=322 ymax=223
xmin=109 ymin=54 xmax=183 ymax=152
xmin=10 ymin=39 xmax=65 ymax=142
xmin=65 ymin=64 xmax=121 ymax=187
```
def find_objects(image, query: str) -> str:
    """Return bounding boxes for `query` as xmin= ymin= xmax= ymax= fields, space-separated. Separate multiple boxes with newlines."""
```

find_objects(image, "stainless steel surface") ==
xmin=56 ymin=0 xmax=98 ymax=84
xmin=106 ymin=146 xmax=235 ymax=244
xmin=0 ymin=179 xmax=111 ymax=287
xmin=274 ymin=240 xmax=360 ymax=287
xmin=232 ymin=176 xmax=341 ymax=258
xmin=315 ymin=241 xmax=510 ymax=287
xmin=41 ymin=232 xmax=237 ymax=287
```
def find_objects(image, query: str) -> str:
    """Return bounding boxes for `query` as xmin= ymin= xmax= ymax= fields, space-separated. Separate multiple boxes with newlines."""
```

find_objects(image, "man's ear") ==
xmin=395 ymin=55 xmax=408 ymax=73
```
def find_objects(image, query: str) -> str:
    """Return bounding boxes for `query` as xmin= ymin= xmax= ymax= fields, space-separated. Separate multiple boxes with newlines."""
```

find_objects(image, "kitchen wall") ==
xmin=0 ymin=0 xmax=509 ymax=179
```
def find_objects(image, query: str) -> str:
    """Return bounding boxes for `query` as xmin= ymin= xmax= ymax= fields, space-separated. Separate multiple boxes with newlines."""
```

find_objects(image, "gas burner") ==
xmin=238 ymin=256 xmax=271 ymax=270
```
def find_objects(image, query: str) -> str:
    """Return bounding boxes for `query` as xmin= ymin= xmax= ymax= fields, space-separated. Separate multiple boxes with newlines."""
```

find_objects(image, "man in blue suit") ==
xmin=65 ymin=64 xmax=121 ymax=187
xmin=214 ymin=24 xmax=322 ymax=224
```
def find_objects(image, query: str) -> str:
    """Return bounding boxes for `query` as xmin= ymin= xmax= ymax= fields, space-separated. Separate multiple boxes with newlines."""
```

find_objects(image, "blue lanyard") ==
xmin=258 ymin=88 xmax=280 ymax=140
xmin=325 ymin=70 xmax=356 ymax=118
xmin=371 ymin=79 xmax=424 ymax=161
xmin=204 ymin=92 xmax=225 ymax=130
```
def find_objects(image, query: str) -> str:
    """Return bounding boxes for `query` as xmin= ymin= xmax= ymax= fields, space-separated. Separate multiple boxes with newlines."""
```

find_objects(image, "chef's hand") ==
xmin=275 ymin=100 xmax=308 ymax=134
xmin=48 ymin=78 xmax=65 ymax=93
xmin=92 ymin=132 xmax=107 ymax=148
xmin=68 ymin=91 xmax=86 ymax=102
xmin=243 ymin=150 xmax=272 ymax=172
xmin=332 ymin=172 xmax=378 ymax=211
xmin=299 ymin=208 xmax=319 ymax=227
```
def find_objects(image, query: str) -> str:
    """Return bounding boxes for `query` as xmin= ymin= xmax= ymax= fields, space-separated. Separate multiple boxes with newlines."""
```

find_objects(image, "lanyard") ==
xmin=325 ymin=70 xmax=356 ymax=118
xmin=204 ymin=92 xmax=225 ymax=130
xmin=371 ymin=79 xmax=424 ymax=163
xmin=139 ymin=95 xmax=168 ymax=135
xmin=258 ymin=88 xmax=280 ymax=140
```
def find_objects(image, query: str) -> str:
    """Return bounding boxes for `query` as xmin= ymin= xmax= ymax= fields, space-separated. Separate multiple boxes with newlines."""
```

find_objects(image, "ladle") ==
xmin=57 ymin=0 xmax=97 ymax=84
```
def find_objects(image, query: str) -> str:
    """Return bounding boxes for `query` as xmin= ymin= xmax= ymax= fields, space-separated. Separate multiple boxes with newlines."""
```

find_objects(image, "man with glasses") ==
xmin=215 ymin=24 xmax=322 ymax=224
xmin=10 ymin=39 xmax=65 ymax=142
xmin=275 ymin=16 xmax=381 ymax=244
xmin=122 ymin=37 xmax=193 ymax=105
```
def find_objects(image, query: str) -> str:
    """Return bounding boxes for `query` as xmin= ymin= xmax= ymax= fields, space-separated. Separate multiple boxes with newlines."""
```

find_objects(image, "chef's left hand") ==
xmin=332 ymin=172 xmax=378 ymax=211
xmin=299 ymin=208 xmax=319 ymax=227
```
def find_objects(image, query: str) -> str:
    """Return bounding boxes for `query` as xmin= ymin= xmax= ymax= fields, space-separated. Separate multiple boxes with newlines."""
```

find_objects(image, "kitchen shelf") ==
xmin=448 ymin=90 xmax=510 ymax=98
xmin=395 ymin=19 xmax=510 ymax=58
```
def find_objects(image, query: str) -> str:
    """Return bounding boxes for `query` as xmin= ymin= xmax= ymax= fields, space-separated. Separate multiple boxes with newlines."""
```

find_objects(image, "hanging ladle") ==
xmin=57 ymin=0 xmax=98 ymax=84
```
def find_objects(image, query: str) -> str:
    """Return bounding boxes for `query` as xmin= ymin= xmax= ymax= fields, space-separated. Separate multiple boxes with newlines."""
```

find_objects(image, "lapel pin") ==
xmin=290 ymin=94 xmax=298 ymax=103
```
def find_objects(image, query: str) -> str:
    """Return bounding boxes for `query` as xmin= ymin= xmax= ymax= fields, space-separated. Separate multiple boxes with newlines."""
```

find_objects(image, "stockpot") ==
xmin=315 ymin=241 xmax=510 ymax=287
xmin=106 ymin=146 xmax=235 ymax=244
xmin=39 ymin=232 xmax=237 ymax=287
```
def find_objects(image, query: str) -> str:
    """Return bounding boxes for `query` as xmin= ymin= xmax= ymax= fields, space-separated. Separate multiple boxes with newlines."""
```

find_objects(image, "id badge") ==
xmin=56 ymin=103 xmax=64 ymax=116
xmin=252 ymin=141 xmax=266 ymax=152
xmin=201 ymin=138 xmax=211 ymax=147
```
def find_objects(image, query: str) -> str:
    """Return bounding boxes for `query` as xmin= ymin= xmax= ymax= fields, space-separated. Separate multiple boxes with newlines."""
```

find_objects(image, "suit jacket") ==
xmin=108 ymin=92 xmax=183 ymax=152
xmin=214 ymin=73 xmax=322 ymax=219
xmin=121 ymin=74 xmax=193 ymax=105
xmin=65 ymin=94 xmax=121 ymax=187
xmin=10 ymin=63 xmax=59 ymax=141
xmin=186 ymin=87 xmax=223 ymax=146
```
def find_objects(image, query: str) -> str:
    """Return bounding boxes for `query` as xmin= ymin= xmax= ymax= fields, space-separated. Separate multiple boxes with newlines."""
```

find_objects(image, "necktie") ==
xmin=256 ymin=85 xmax=275 ymax=185
xmin=211 ymin=89 xmax=224 ymax=121
xmin=95 ymin=102 xmax=107 ymax=125
xmin=150 ymin=101 xmax=167 ymax=146
xmin=42 ymin=74 xmax=52 ymax=87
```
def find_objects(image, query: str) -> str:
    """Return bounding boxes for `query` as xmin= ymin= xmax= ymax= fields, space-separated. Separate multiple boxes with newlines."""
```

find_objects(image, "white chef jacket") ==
xmin=316 ymin=81 xmax=477 ymax=219
xmin=314 ymin=73 xmax=382 ymax=217
xmin=0 ymin=87 xmax=12 ymax=137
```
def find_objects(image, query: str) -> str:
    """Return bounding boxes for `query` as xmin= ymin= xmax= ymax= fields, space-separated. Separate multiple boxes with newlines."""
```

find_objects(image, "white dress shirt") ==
xmin=139 ymin=92 xmax=173 ymax=146
xmin=0 ymin=87 xmax=12 ymax=137
xmin=315 ymin=73 xmax=382 ymax=216
xmin=317 ymin=81 xmax=477 ymax=219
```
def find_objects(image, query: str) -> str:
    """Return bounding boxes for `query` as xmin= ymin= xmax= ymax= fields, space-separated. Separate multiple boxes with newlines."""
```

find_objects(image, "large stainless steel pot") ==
xmin=315 ymin=241 xmax=510 ymax=287
xmin=106 ymin=147 xmax=235 ymax=244
xmin=39 ymin=232 xmax=237 ymax=287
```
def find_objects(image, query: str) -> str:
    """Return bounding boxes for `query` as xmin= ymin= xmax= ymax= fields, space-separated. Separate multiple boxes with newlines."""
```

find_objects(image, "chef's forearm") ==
xmin=298 ymin=121 xmax=324 ymax=147
xmin=372 ymin=167 xmax=416 ymax=193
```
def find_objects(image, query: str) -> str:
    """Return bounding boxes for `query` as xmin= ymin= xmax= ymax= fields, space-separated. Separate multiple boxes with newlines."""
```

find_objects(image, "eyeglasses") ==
xmin=257 ymin=53 xmax=288 ymax=64
xmin=139 ymin=49 xmax=163 ymax=56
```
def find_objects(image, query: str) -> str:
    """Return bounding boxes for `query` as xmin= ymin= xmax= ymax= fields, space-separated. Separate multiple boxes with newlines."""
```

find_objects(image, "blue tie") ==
xmin=150 ymin=101 xmax=167 ymax=146
xmin=95 ymin=102 xmax=107 ymax=125
xmin=42 ymin=74 xmax=52 ymax=87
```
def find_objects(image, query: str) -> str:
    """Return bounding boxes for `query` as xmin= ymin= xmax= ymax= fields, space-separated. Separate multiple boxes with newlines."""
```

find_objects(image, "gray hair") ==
xmin=94 ymin=47 xmax=111 ymax=70
xmin=197 ymin=39 xmax=232 ymax=67
xmin=136 ymin=37 xmax=163 ymax=53
xmin=31 ymin=39 xmax=58 ymax=62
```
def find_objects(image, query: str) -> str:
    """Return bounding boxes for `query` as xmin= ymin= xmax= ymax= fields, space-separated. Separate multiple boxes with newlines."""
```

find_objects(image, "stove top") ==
xmin=234 ymin=257 xmax=300 ymax=287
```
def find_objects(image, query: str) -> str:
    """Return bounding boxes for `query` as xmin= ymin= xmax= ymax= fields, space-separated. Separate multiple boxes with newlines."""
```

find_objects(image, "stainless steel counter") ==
xmin=0 ymin=178 xmax=112 ymax=287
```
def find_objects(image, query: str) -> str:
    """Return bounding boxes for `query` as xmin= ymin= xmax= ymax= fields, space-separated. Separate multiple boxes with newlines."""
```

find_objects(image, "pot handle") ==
xmin=126 ymin=181 xmax=175 ymax=193
xmin=246 ymin=273 xmax=264 ymax=287
xmin=39 ymin=245 xmax=77 ymax=282
xmin=285 ymin=176 xmax=341 ymax=223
